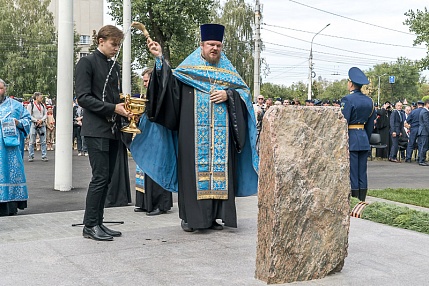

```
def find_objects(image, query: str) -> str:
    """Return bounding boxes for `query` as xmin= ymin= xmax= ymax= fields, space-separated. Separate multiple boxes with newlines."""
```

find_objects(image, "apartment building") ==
xmin=48 ymin=0 xmax=104 ymax=58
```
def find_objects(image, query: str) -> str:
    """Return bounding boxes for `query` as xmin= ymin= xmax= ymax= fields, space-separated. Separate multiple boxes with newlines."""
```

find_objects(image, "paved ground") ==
xmin=1 ymin=151 xmax=428 ymax=285
xmin=20 ymin=150 xmax=138 ymax=215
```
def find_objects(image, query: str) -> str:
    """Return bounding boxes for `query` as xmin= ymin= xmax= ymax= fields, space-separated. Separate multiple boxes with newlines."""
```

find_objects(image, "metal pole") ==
xmin=377 ymin=75 xmax=381 ymax=107
xmin=376 ymin=73 xmax=386 ymax=106
xmin=54 ymin=0 xmax=73 ymax=191
xmin=307 ymin=23 xmax=330 ymax=101
xmin=122 ymin=0 xmax=132 ymax=96
xmin=253 ymin=0 xmax=261 ymax=102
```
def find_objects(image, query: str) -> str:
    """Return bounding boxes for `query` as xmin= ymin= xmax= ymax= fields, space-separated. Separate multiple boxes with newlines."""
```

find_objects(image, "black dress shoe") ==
xmin=83 ymin=225 xmax=113 ymax=241
xmin=99 ymin=224 xmax=122 ymax=237
xmin=209 ymin=221 xmax=224 ymax=230
xmin=405 ymin=159 xmax=411 ymax=163
xmin=146 ymin=208 xmax=165 ymax=216
xmin=181 ymin=220 xmax=194 ymax=232
xmin=134 ymin=207 xmax=145 ymax=212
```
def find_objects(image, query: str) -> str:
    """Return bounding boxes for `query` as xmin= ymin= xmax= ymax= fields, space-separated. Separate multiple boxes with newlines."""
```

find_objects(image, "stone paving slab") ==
xmin=1 ymin=196 xmax=429 ymax=286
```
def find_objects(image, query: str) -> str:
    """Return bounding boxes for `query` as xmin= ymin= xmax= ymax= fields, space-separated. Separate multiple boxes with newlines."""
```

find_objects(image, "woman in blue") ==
xmin=341 ymin=67 xmax=376 ymax=202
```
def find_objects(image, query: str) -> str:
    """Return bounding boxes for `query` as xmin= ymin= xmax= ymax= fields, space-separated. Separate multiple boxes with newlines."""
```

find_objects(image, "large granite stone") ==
xmin=255 ymin=106 xmax=351 ymax=284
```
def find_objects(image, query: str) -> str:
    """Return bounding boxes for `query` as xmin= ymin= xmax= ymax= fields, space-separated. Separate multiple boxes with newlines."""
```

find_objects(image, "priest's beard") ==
xmin=201 ymin=53 xmax=221 ymax=65
xmin=206 ymin=56 xmax=220 ymax=65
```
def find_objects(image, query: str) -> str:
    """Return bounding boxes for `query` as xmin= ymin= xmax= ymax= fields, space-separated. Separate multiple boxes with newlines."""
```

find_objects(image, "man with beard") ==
xmin=0 ymin=78 xmax=31 ymax=216
xmin=134 ymin=68 xmax=173 ymax=215
xmin=131 ymin=24 xmax=258 ymax=232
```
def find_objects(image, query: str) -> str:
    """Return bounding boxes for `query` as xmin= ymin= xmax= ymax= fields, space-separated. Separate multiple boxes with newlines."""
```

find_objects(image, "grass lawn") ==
xmin=350 ymin=197 xmax=429 ymax=235
xmin=368 ymin=188 xmax=429 ymax=208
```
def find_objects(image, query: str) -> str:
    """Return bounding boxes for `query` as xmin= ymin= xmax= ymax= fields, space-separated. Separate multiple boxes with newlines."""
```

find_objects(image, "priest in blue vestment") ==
xmin=0 ymin=78 xmax=31 ymax=216
xmin=131 ymin=24 xmax=259 ymax=232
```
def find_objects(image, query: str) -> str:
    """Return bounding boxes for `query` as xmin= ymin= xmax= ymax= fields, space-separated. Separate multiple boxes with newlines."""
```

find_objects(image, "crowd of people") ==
xmin=3 ymin=21 xmax=427 ymax=241
xmin=253 ymin=94 xmax=429 ymax=167
xmin=373 ymin=99 xmax=429 ymax=165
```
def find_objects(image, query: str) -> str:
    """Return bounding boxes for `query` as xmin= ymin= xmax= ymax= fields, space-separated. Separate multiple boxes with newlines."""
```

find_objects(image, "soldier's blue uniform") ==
xmin=341 ymin=67 xmax=376 ymax=201
xmin=405 ymin=101 xmax=424 ymax=162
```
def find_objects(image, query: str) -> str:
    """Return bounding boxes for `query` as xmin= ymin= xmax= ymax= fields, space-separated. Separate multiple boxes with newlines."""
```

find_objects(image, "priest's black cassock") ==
xmin=130 ymin=54 xmax=259 ymax=230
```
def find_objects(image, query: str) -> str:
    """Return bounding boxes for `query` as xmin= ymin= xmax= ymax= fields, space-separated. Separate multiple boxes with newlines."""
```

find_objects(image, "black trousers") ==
xmin=83 ymin=137 xmax=119 ymax=227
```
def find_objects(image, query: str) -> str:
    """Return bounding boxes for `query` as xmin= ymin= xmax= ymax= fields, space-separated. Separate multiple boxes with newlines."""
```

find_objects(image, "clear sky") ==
xmin=104 ymin=0 xmax=429 ymax=87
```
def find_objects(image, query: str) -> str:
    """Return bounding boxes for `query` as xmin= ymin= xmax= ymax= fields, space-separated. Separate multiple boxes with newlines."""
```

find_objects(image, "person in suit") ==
xmin=75 ymin=25 xmax=132 ymax=241
xmin=388 ymin=101 xmax=404 ymax=162
xmin=341 ymin=67 xmax=376 ymax=202
xmin=405 ymin=100 xmax=424 ymax=162
xmin=417 ymin=100 xmax=429 ymax=166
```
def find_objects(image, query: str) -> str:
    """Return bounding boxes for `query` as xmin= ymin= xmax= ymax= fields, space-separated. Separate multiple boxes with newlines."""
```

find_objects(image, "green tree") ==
xmin=216 ymin=0 xmax=254 ymax=89
xmin=107 ymin=0 xmax=216 ymax=68
xmin=0 ymin=0 xmax=57 ymax=97
xmin=404 ymin=8 xmax=429 ymax=69
xmin=418 ymin=83 xmax=429 ymax=100
xmin=320 ymin=79 xmax=348 ymax=101
xmin=286 ymin=81 xmax=308 ymax=102
xmin=366 ymin=58 xmax=421 ymax=104
xmin=260 ymin=82 xmax=289 ymax=100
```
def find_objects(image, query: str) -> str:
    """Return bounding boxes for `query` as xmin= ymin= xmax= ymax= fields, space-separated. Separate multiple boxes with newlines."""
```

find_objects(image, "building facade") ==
xmin=48 ymin=0 xmax=104 ymax=58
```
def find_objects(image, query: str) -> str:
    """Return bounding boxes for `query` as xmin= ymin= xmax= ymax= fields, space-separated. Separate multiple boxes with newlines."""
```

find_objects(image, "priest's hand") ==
xmin=148 ymin=40 xmax=162 ymax=58
xmin=115 ymin=103 xmax=133 ymax=119
xmin=210 ymin=90 xmax=227 ymax=104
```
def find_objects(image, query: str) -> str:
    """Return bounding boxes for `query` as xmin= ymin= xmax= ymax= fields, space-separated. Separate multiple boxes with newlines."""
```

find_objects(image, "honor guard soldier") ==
xmin=341 ymin=67 xmax=376 ymax=202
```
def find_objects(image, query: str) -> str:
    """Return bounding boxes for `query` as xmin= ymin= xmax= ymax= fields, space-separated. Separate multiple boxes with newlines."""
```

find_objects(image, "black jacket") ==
xmin=390 ymin=109 xmax=403 ymax=135
xmin=75 ymin=49 xmax=121 ymax=139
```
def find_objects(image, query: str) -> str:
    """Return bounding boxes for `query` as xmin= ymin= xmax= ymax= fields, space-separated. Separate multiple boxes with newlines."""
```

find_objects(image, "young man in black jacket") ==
xmin=75 ymin=25 xmax=132 ymax=241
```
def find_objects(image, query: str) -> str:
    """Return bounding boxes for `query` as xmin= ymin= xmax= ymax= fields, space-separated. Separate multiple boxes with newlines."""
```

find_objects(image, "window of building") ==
xmin=79 ymin=52 xmax=90 ymax=58
xmin=79 ymin=35 xmax=91 ymax=45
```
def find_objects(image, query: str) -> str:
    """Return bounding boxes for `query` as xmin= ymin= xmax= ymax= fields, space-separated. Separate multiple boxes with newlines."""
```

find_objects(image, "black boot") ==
xmin=358 ymin=189 xmax=367 ymax=202
xmin=351 ymin=189 xmax=359 ymax=198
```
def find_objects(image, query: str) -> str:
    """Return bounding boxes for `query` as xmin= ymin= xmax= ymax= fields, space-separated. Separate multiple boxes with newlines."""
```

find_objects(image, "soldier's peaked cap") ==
xmin=348 ymin=67 xmax=369 ymax=85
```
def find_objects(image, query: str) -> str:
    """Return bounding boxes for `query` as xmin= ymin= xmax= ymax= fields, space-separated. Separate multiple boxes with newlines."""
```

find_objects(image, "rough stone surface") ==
xmin=255 ymin=106 xmax=351 ymax=284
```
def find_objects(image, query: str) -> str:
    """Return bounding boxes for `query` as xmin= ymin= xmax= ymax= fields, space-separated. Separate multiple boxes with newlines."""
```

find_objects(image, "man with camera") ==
xmin=27 ymin=92 xmax=48 ymax=162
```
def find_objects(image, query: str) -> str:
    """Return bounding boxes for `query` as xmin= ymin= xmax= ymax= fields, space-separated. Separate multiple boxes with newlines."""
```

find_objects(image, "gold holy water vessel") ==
xmin=120 ymin=93 xmax=148 ymax=134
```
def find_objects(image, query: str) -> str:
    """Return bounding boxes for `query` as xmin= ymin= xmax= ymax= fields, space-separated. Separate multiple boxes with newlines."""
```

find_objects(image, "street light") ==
xmin=308 ymin=23 xmax=330 ymax=100
xmin=376 ymin=73 xmax=387 ymax=106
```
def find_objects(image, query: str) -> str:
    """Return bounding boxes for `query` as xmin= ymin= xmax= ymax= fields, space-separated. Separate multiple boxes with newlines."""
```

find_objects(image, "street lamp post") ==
xmin=308 ymin=23 xmax=330 ymax=100
xmin=376 ymin=73 xmax=387 ymax=106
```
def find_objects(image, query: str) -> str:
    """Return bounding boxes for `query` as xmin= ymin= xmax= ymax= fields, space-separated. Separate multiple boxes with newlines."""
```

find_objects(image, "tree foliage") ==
xmin=319 ymin=79 xmax=348 ymax=101
xmin=0 ymin=0 xmax=57 ymax=97
xmin=215 ymin=0 xmax=254 ymax=89
xmin=107 ymin=0 xmax=216 ymax=68
xmin=404 ymin=8 xmax=429 ymax=70
xmin=366 ymin=58 xmax=421 ymax=104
